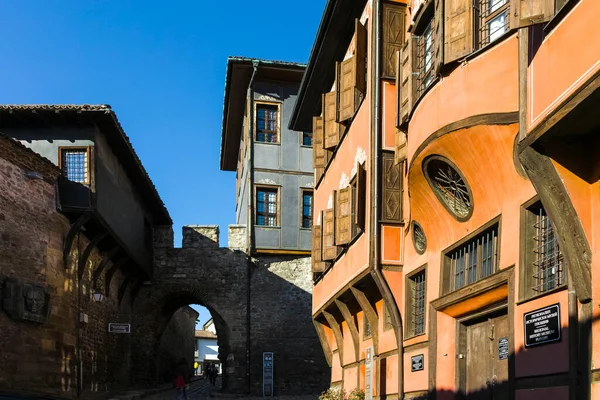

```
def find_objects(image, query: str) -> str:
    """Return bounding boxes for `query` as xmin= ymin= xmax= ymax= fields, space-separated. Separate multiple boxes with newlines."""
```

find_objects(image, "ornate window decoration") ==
xmin=412 ymin=221 xmax=427 ymax=254
xmin=423 ymin=156 xmax=473 ymax=221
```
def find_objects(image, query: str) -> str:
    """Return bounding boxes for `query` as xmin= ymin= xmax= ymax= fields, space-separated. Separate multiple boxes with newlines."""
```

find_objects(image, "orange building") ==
xmin=289 ymin=0 xmax=600 ymax=399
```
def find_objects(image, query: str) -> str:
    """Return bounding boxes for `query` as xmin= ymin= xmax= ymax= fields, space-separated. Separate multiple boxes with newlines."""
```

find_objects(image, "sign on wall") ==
xmin=411 ymin=354 xmax=424 ymax=372
xmin=365 ymin=346 xmax=373 ymax=400
xmin=263 ymin=352 xmax=274 ymax=397
xmin=498 ymin=337 xmax=509 ymax=360
xmin=524 ymin=303 xmax=561 ymax=347
xmin=108 ymin=323 xmax=131 ymax=334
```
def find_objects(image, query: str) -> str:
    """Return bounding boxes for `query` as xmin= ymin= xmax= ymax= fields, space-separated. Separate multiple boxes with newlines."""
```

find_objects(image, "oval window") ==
xmin=423 ymin=156 xmax=473 ymax=221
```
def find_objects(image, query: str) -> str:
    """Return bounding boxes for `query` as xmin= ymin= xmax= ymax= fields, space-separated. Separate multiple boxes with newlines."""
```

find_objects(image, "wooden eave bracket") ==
xmin=350 ymin=286 xmax=379 ymax=353
xmin=323 ymin=310 xmax=344 ymax=365
xmin=335 ymin=299 xmax=360 ymax=361
xmin=77 ymin=232 xmax=108 ymax=280
xmin=63 ymin=212 xmax=93 ymax=267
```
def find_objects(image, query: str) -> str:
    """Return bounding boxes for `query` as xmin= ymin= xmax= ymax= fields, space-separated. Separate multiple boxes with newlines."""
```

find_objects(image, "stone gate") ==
xmin=129 ymin=225 xmax=328 ymax=395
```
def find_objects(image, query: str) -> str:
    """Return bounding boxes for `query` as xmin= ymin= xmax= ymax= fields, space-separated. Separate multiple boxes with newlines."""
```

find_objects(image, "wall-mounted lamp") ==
xmin=93 ymin=288 xmax=104 ymax=303
xmin=24 ymin=171 xmax=43 ymax=180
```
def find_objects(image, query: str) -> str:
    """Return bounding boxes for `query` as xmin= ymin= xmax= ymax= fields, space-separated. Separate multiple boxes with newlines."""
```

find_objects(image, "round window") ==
xmin=423 ymin=156 xmax=473 ymax=221
xmin=412 ymin=221 xmax=427 ymax=254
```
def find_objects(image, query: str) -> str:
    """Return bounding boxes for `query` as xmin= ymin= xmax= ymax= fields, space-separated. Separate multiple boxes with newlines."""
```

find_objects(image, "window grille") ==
xmin=476 ymin=0 xmax=510 ymax=48
xmin=447 ymin=224 xmax=499 ymax=292
xmin=302 ymin=191 xmax=313 ymax=228
xmin=424 ymin=156 xmax=473 ymax=220
xmin=532 ymin=206 xmax=565 ymax=293
xmin=409 ymin=270 xmax=426 ymax=336
xmin=256 ymin=104 xmax=278 ymax=143
xmin=61 ymin=148 xmax=88 ymax=183
xmin=413 ymin=221 xmax=427 ymax=254
xmin=302 ymin=132 xmax=313 ymax=147
xmin=416 ymin=20 xmax=435 ymax=97
xmin=256 ymin=188 xmax=277 ymax=226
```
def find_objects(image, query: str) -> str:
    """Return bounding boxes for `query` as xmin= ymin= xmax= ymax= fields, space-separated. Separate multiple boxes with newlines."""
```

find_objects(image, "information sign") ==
xmin=524 ymin=303 xmax=561 ymax=347
xmin=498 ymin=337 xmax=509 ymax=360
xmin=262 ymin=352 xmax=274 ymax=397
xmin=108 ymin=323 xmax=130 ymax=334
xmin=365 ymin=346 xmax=373 ymax=400
xmin=411 ymin=354 xmax=424 ymax=372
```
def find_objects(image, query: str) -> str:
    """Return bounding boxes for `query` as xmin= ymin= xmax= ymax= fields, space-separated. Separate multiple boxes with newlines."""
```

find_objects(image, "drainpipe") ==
xmin=370 ymin=1 xmax=404 ymax=398
xmin=246 ymin=60 xmax=259 ymax=394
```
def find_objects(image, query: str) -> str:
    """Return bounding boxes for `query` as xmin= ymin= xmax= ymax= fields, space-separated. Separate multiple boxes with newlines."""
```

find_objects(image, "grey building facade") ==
xmin=220 ymin=57 xmax=313 ymax=255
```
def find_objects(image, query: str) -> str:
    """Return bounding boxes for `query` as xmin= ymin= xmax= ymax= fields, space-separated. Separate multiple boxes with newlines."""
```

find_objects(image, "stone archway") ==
xmin=130 ymin=226 xmax=251 ymax=393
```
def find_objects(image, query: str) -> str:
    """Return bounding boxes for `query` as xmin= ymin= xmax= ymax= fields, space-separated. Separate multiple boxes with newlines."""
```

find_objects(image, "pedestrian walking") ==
xmin=209 ymin=364 xmax=217 ymax=385
xmin=175 ymin=373 xmax=189 ymax=400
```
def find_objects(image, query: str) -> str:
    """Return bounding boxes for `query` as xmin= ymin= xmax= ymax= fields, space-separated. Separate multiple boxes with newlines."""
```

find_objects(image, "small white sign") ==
xmin=108 ymin=323 xmax=131 ymax=334
xmin=365 ymin=346 xmax=373 ymax=400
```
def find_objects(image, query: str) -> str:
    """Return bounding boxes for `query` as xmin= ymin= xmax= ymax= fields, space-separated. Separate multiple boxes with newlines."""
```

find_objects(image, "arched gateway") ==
xmin=128 ymin=225 xmax=328 ymax=395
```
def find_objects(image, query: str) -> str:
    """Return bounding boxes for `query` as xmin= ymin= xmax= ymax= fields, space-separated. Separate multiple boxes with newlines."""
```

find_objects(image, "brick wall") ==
xmin=0 ymin=136 xmax=132 ymax=398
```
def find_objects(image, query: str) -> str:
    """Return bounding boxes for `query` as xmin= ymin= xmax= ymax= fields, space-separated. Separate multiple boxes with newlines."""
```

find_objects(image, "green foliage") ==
xmin=348 ymin=388 xmax=365 ymax=400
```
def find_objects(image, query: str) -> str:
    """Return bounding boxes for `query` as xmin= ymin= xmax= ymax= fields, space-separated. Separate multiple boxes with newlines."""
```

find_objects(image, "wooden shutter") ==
xmin=356 ymin=163 xmax=366 ymax=231
xmin=395 ymin=129 xmax=407 ymax=164
xmin=398 ymin=39 xmax=414 ymax=124
xmin=335 ymin=187 xmax=352 ymax=245
xmin=313 ymin=116 xmax=326 ymax=168
xmin=383 ymin=3 xmax=407 ymax=79
xmin=339 ymin=20 xmax=367 ymax=122
xmin=322 ymin=208 xmax=339 ymax=260
xmin=433 ymin=0 xmax=444 ymax=74
xmin=510 ymin=0 xmax=555 ymax=29
xmin=382 ymin=152 xmax=403 ymax=223
xmin=323 ymin=92 xmax=341 ymax=149
xmin=444 ymin=0 xmax=474 ymax=64
xmin=312 ymin=221 xmax=326 ymax=273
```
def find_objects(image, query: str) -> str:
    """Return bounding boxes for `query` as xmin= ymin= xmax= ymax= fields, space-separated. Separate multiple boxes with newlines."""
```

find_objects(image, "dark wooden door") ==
xmin=465 ymin=312 xmax=510 ymax=400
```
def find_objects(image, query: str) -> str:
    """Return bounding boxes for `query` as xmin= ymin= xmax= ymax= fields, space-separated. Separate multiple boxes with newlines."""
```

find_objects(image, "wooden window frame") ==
xmin=58 ymin=146 xmax=92 ymax=185
xmin=518 ymin=197 xmax=567 ymax=302
xmin=300 ymin=189 xmax=313 ymax=229
xmin=254 ymin=101 xmax=280 ymax=144
xmin=441 ymin=217 xmax=501 ymax=295
xmin=405 ymin=264 xmax=427 ymax=339
xmin=254 ymin=185 xmax=280 ymax=227
xmin=475 ymin=0 xmax=511 ymax=50
xmin=301 ymin=131 xmax=313 ymax=147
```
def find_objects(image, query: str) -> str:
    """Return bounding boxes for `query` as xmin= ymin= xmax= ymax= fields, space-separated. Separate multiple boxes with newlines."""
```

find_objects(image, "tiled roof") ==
xmin=0 ymin=104 xmax=172 ymax=224
xmin=227 ymin=56 xmax=307 ymax=68
xmin=195 ymin=330 xmax=217 ymax=339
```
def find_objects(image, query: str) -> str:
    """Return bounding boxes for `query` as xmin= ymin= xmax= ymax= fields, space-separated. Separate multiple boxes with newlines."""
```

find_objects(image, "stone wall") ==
xmin=158 ymin=306 xmax=198 ymax=383
xmin=0 ymin=136 xmax=132 ymax=398
xmin=134 ymin=225 xmax=328 ymax=396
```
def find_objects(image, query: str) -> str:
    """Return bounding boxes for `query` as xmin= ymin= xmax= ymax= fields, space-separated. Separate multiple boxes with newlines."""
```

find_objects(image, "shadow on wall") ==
xmin=397 ymin=310 xmax=594 ymax=400
xmin=131 ymin=226 xmax=329 ymax=396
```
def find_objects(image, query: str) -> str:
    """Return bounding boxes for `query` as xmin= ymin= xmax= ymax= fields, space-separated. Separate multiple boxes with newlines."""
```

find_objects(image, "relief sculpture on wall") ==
xmin=2 ymin=278 xmax=51 ymax=323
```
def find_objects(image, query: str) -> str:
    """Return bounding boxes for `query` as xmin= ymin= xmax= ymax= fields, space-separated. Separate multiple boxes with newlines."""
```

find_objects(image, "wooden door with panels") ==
xmin=459 ymin=310 xmax=509 ymax=400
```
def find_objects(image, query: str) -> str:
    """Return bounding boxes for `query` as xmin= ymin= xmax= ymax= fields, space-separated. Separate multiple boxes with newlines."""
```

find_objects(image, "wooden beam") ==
xmin=335 ymin=299 xmax=360 ymax=362
xmin=92 ymin=245 xmax=121 ymax=283
xmin=350 ymin=286 xmax=379 ymax=353
xmin=78 ymin=232 xmax=107 ymax=280
xmin=323 ymin=310 xmax=344 ymax=366
xmin=118 ymin=275 xmax=133 ymax=307
xmin=105 ymin=257 xmax=129 ymax=297
xmin=313 ymin=318 xmax=333 ymax=367
xmin=63 ymin=212 xmax=93 ymax=267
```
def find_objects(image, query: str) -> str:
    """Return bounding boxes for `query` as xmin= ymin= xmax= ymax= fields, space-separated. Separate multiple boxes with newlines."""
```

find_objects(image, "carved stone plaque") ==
xmin=2 ymin=278 xmax=51 ymax=323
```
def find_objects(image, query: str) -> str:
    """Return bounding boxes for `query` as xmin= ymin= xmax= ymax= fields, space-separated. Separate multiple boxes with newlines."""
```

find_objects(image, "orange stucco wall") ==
xmin=527 ymin=0 xmax=600 ymax=130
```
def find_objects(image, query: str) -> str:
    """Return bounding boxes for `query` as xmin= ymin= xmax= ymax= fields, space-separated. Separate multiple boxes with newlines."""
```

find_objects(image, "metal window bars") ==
xmin=61 ymin=149 xmax=88 ymax=184
xmin=449 ymin=225 xmax=499 ymax=291
xmin=256 ymin=189 xmax=277 ymax=226
xmin=302 ymin=192 xmax=313 ymax=228
xmin=411 ymin=271 xmax=426 ymax=336
xmin=416 ymin=20 xmax=435 ymax=98
xmin=532 ymin=207 xmax=564 ymax=293
xmin=256 ymin=105 xmax=278 ymax=143
xmin=476 ymin=0 xmax=510 ymax=48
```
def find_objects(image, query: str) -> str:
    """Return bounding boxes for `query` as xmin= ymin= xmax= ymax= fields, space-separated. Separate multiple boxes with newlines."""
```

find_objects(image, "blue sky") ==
xmin=0 ymin=1 xmax=325 ymax=327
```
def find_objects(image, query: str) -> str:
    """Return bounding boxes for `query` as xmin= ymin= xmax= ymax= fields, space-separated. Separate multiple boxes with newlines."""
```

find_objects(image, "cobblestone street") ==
xmin=141 ymin=377 xmax=317 ymax=400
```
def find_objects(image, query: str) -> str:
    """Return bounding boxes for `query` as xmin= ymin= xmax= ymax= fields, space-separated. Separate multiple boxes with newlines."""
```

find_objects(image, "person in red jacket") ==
xmin=175 ymin=373 xmax=189 ymax=400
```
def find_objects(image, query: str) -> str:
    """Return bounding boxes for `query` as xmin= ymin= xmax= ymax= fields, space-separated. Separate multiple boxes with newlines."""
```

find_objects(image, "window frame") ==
xmin=518 ymin=197 xmax=567 ymax=302
xmin=474 ymin=0 xmax=511 ymax=50
xmin=300 ymin=189 xmax=313 ymax=229
xmin=301 ymin=131 xmax=313 ymax=147
xmin=254 ymin=185 xmax=280 ymax=227
xmin=441 ymin=217 xmax=501 ymax=295
xmin=58 ymin=146 xmax=91 ymax=185
xmin=405 ymin=264 xmax=427 ymax=339
xmin=254 ymin=101 xmax=280 ymax=144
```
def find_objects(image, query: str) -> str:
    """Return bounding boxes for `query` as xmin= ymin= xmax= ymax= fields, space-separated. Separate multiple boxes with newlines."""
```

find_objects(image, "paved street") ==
xmin=142 ymin=377 xmax=317 ymax=400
